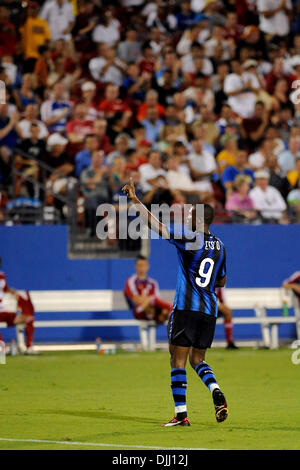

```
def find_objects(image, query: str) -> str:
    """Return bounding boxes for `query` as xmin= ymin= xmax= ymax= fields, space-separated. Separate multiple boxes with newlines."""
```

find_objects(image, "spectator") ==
xmin=65 ymin=103 xmax=94 ymax=149
xmin=44 ymin=133 xmax=75 ymax=198
xmin=0 ymin=5 xmax=17 ymax=58
xmin=257 ymin=0 xmax=292 ymax=39
xmin=14 ymin=122 xmax=45 ymax=198
xmin=225 ymin=174 xmax=257 ymax=223
xmin=166 ymin=154 xmax=211 ymax=203
xmin=249 ymin=169 xmax=287 ymax=223
xmin=224 ymin=59 xmax=260 ymax=118
xmin=80 ymin=82 xmax=98 ymax=121
xmin=117 ymin=28 xmax=141 ymax=64
xmin=92 ymin=8 xmax=120 ymax=47
xmin=20 ymin=2 xmax=51 ymax=72
xmin=241 ymin=101 xmax=269 ymax=151
xmin=278 ymin=137 xmax=300 ymax=175
xmin=221 ymin=149 xmax=254 ymax=195
xmin=13 ymin=73 xmax=39 ymax=112
xmin=106 ymin=133 xmax=130 ymax=168
xmin=40 ymin=82 xmax=72 ymax=133
xmin=80 ymin=150 xmax=110 ymax=236
xmin=89 ymin=44 xmax=126 ymax=87
xmin=139 ymin=150 xmax=168 ymax=197
xmin=141 ymin=107 xmax=164 ymax=144
xmin=186 ymin=138 xmax=217 ymax=194
xmin=265 ymin=153 xmax=291 ymax=199
xmin=93 ymin=119 xmax=112 ymax=155
xmin=98 ymin=84 xmax=132 ymax=121
xmin=18 ymin=104 xmax=48 ymax=140
xmin=137 ymin=89 xmax=166 ymax=122
xmin=75 ymin=134 xmax=99 ymax=178
xmin=216 ymin=134 xmax=239 ymax=174
xmin=248 ymin=138 xmax=275 ymax=170
xmin=40 ymin=0 xmax=75 ymax=44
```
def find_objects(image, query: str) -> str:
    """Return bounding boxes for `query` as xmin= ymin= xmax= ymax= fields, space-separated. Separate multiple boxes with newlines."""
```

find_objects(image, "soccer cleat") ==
xmin=226 ymin=342 xmax=239 ymax=350
xmin=212 ymin=389 xmax=228 ymax=423
xmin=161 ymin=416 xmax=191 ymax=427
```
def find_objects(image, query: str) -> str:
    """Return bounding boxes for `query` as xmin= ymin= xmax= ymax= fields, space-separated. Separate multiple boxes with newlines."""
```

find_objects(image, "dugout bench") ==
xmin=1 ymin=288 xmax=300 ymax=350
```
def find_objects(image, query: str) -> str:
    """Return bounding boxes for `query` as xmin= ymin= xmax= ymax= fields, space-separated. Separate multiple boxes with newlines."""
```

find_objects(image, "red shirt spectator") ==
xmin=137 ymin=89 xmax=166 ymax=121
xmin=98 ymin=83 xmax=131 ymax=118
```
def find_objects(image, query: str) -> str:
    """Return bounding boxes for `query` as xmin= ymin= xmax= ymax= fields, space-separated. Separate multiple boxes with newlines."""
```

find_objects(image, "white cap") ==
xmin=81 ymin=81 xmax=96 ymax=92
xmin=254 ymin=169 xmax=270 ymax=179
xmin=47 ymin=133 xmax=68 ymax=147
xmin=243 ymin=59 xmax=258 ymax=69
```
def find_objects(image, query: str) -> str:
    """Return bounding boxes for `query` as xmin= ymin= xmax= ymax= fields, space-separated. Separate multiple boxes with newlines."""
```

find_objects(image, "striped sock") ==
xmin=194 ymin=362 xmax=219 ymax=393
xmin=171 ymin=368 xmax=187 ymax=420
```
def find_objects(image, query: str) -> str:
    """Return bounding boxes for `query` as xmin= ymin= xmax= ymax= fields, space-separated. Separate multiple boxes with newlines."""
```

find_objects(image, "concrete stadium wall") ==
xmin=0 ymin=224 xmax=299 ymax=343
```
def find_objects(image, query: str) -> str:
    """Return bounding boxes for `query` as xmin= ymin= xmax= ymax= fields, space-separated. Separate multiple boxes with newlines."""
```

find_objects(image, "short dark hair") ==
xmin=204 ymin=204 xmax=215 ymax=226
xmin=136 ymin=255 xmax=148 ymax=262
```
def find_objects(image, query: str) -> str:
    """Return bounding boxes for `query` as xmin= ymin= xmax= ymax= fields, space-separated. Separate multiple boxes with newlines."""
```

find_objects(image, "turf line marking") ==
xmin=0 ymin=437 xmax=213 ymax=450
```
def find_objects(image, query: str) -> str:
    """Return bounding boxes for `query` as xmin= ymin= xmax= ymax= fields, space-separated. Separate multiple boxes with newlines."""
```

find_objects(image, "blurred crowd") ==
xmin=1 ymin=0 xmax=300 ymax=233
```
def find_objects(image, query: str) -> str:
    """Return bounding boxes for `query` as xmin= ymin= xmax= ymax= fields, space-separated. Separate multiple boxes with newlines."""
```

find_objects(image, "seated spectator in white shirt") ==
xmin=186 ymin=138 xmax=217 ymax=193
xmin=224 ymin=59 xmax=260 ymax=118
xmin=89 ymin=44 xmax=125 ymax=87
xmin=204 ymin=25 xmax=233 ymax=61
xmin=249 ymin=169 xmax=287 ymax=222
xmin=257 ymin=0 xmax=292 ymax=38
xmin=248 ymin=138 xmax=274 ymax=170
xmin=180 ymin=42 xmax=213 ymax=75
xmin=40 ymin=0 xmax=75 ymax=42
xmin=18 ymin=104 xmax=48 ymax=140
xmin=166 ymin=155 xmax=212 ymax=204
xmin=92 ymin=10 xmax=120 ymax=46
xmin=138 ymin=150 xmax=167 ymax=193
xmin=278 ymin=136 xmax=300 ymax=175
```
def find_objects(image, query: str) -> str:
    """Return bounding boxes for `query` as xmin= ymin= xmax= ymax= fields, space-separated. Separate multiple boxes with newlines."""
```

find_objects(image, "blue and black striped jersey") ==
xmin=168 ymin=225 xmax=226 ymax=317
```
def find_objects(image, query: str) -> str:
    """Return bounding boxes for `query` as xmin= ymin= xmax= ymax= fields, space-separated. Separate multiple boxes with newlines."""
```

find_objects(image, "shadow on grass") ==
xmin=39 ymin=409 xmax=159 ymax=424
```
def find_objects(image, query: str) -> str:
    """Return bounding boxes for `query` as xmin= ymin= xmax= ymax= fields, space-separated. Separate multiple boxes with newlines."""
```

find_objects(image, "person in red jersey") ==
xmin=124 ymin=255 xmax=172 ymax=324
xmin=0 ymin=258 xmax=36 ymax=353
xmin=216 ymin=287 xmax=238 ymax=349
xmin=282 ymin=271 xmax=300 ymax=303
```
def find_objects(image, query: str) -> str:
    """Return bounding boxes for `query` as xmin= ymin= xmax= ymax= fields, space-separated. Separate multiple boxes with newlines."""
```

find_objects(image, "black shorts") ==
xmin=168 ymin=308 xmax=217 ymax=350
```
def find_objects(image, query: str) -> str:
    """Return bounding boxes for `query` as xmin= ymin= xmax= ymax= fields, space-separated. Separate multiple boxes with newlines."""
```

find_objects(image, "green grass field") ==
xmin=0 ymin=348 xmax=299 ymax=450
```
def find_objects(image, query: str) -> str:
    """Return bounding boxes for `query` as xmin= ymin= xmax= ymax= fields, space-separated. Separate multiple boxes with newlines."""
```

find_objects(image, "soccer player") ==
xmin=124 ymin=255 xmax=172 ymax=351
xmin=216 ymin=287 xmax=238 ymax=349
xmin=122 ymin=178 xmax=228 ymax=426
xmin=0 ymin=257 xmax=35 ymax=352
xmin=282 ymin=272 xmax=300 ymax=302
xmin=124 ymin=255 xmax=172 ymax=324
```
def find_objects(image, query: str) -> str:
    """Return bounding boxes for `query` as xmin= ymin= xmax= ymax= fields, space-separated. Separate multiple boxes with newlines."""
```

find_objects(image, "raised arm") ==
xmin=122 ymin=177 xmax=169 ymax=239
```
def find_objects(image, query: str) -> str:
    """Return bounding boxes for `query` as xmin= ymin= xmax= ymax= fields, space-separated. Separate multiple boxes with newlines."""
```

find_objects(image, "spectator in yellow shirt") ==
xmin=20 ymin=2 xmax=51 ymax=72
xmin=216 ymin=134 xmax=239 ymax=174
xmin=287 ymin=158 xmax=300 ymax=187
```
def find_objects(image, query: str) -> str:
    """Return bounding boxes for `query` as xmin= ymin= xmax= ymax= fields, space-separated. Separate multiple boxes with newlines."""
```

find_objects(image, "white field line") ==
xmin=0 ymin=437 xmax=216 ymax=450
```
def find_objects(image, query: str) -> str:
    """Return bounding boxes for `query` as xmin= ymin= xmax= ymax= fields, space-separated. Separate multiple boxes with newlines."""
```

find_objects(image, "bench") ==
xmin=1 ymin=288 xmax=300 ymax=350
